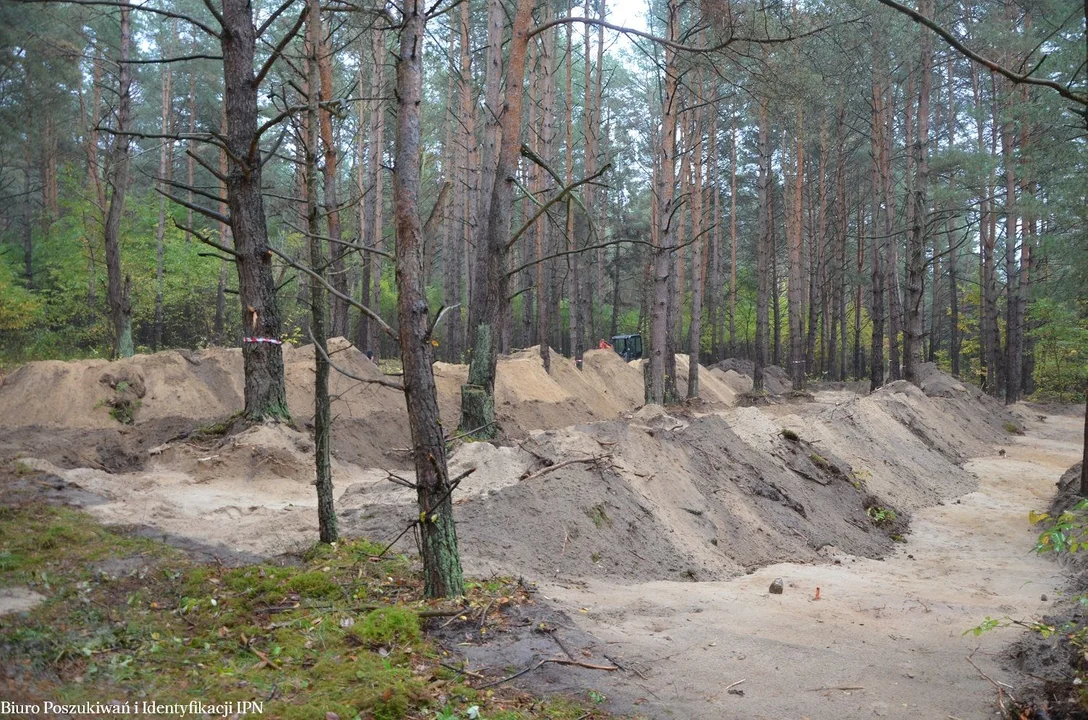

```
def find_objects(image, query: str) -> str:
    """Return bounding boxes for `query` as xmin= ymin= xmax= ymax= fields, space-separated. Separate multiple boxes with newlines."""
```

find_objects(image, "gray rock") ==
xmin=769 ymin=577 xmax=784 ymax=595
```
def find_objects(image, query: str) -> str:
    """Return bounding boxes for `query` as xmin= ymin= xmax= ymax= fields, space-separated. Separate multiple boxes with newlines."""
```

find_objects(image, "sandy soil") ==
xmin=535 ymin=411 xmax=1081 ymax=720
xmin=2 ymin=346 xmax=1082 ymax=719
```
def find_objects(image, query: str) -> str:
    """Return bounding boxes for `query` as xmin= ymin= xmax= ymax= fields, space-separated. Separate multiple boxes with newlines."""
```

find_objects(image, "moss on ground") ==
xmin=0 ymin=503 xmax=629 ymax=720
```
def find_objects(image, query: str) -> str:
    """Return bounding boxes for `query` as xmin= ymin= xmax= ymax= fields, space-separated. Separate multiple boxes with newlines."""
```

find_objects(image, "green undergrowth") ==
xmin=0 ymin=503 xmax=623 ymax=720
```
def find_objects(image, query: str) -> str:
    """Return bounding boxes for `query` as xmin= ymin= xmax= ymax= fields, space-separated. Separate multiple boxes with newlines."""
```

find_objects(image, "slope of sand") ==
xmin=537 ymin=411 xmax=1081 ymax=720
xmin=3 ymin=343 xmax=1073 ymax=719
xmin=0 ymin=342 xmax=706 ymax=436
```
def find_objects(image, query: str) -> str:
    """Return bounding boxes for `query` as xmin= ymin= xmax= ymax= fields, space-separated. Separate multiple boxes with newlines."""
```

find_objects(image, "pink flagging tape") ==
xmin=243 ymin=337 xmax=283 ymax=345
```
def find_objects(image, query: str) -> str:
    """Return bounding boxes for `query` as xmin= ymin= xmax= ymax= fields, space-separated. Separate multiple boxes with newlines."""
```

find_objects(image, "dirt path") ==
xmin=538 ymin=411 xmax=1082 ymax=720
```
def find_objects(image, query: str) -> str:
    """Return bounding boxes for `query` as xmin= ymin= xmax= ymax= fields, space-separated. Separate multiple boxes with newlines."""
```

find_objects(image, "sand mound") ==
xmin=357 ymin=412 xmax=898 ymax=582
xmin=712 ymin=358 xmax=792 ymax=395
xmin=672 ymin=354 xmax=738 ymax=405
xmin=0 ymin=342 xmax=656 ymax=457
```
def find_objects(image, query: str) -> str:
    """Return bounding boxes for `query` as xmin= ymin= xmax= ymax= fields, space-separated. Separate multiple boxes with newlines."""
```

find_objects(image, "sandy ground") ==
xmin=2 ymin=345 xmax=1082 ymax=718
xmin=535 ymin=411 xmax=1081 ymax=720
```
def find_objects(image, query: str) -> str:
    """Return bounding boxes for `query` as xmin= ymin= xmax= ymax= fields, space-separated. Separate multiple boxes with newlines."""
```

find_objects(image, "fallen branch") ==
xmin=476 ymin=656 xmax=619 ymax=689
xmin=520 ymin=454 xmax=613 ymax=483
xmin=807 ymin=685 xmax=864 ymax=691
xmin=439 ymin=661 xmax=486 ymax=679
xmin=965 ymin=654 xmax=1015 ymax=713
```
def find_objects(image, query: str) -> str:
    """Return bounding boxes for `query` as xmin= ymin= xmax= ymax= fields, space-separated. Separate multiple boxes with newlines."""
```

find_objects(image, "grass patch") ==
xmin=1004 ymin=421 xmax=1025 ymax=435
xmin=780 ymin=428 xmax=800 ymax=442
xmin=0 ymin=503 xmax=628 ymax=720
xmin=585 ymin=504 xmax=612 ymax=529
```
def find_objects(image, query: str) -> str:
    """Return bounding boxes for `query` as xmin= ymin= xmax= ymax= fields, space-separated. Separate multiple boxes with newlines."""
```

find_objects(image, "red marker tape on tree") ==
xmin=243 ymin=337 xmax=283 ymax=345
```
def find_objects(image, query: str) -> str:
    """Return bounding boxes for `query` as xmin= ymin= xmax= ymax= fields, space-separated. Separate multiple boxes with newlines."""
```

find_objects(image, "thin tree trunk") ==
xmin=1002 ymin=82 xmax=1020 ymax=404
xmin=459 ymin=0 xmax=535 ymax=436
xmin=104 ymin=1 xmax=134 ymax=359
xmin=316 ymin=18 xmax=348 ymax=338
xmin=536 ymin=7 xmax=557 ymax=372
xmin=754 ymin=100 xmax=771 ymax=393
xmin=564 ymin=12 xmax=584 ymax=368
xmin=305 ymin=1 xmax=337 ymax=543
xmin=729 ymin=115 xmax=738 ymax=358
xmin=186 ymin=68 xmax=195 ymax=243
xmin=884 ymin=84 xmax=903 ymax=382
xmin=687 ymin=83 xmax=704 ymax=400
xmin=154 ymin=29 xmax=174 ymax=352
xmin=394 ymin=0 xmax=463 ymax=597
xmin=360 ymin=24 xmax=386 ymax=357
xmin=870 ymin=54 xmax=886 ymax=391
xmin=214 ymin=109 xmax=230 ymax=343
xmin=786 ymin=112 xmax=806 ymax=391
xmin=904 ymin=0 xmax=932 ymax=385
xmin=442 ymin=25 xmax=458 ymax=361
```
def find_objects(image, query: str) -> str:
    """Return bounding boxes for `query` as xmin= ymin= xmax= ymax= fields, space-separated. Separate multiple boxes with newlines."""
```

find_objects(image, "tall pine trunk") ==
xmin=222 ymin=0 xmax=289 ymax=420
xmin=104 ymin=1 xmax=134 ymax=359
xmin=394 ymin=0 xmax=463 ymax=597
xmin=305 ymin=2 xmax=336 ymax=543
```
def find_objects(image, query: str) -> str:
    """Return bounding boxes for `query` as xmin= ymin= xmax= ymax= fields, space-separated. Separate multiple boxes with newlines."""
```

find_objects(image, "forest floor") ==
xmin=0 ymin=344 xmax=1083 ymax=719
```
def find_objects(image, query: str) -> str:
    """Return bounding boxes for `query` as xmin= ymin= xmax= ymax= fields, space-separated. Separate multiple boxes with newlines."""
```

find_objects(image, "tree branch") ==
xmin=507 ymin=163 xmax=611 ymax=249
xmin=268 ymin=246 xmax=397 ymax=340
xmin=282 ymin=219 xmax=394 ymax=260
xmin=423 ymin=181 xmax=452 ymax=238
xmin=11 ymin=0 xmax=222 ymax=38
xmin=172 ymin=218 xmax=240 ymax=258
xmin=254 ymin=6 xmax=310 ymax=88
xmin=186 ymin=148 xmax=228 ymax=183
xmin=873 ymin=0 xmax=1087 ymax=109
xmin=158 ymin=188 xmax=231 ymax=226
xmin=308 ymin=328 xmax=404 ymax=390
xmin=120 ymin=53 xmax=223 ymax=64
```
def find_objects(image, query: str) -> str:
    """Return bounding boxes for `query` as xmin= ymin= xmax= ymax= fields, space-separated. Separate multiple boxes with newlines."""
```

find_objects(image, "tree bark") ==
xmin=394 ymin=0 xmax=464 ymax=597
xmin=359 ymin=23 xmax=386 ymax=357
xmin=786 ymin=116 xmax=806 ymax=392
xmin=459 ymin=0 xmax=535 ymax=436
xmin=904 ymin=0 xmax=932 ymax=385
xmin=221 ymin=0 xmax=289 ymax=420
xmin=153 ymin=27 xmax=174 ymax=352
xmin=536 ymin=6 xmax=557 ymax=372
xmin=316 ymin=17 xmax=348 ymax=338
xmin=645 ymin=0 xmax=680 ymax=405
xmin=754 ymin=100 xmax=771 ymax=394
xmin=104 ymin=0 xmax=134 ymax=359
xmin=870 ymin=54 xmax=886 ymax=391
xmin=306 ymin=1 xmax=337 ymax=543
xmin=687 ymin=85 xmax=704 ymax=400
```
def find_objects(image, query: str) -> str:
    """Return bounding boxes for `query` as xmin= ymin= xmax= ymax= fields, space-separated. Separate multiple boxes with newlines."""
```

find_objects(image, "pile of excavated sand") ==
xmin=347 ymin=408 xmax=905 ymax=583
xmin=0 ymin=343 xmax=653 ymax=465
xmin=713 ymin=358 xmax=793 ymax=394
xmin=673 ymin=354 xmax=737 ymax=405
xmin=348 ymin=370 xmax=1007 ymax=583
xmin=18 ymin=423 xmax=542 ymax=558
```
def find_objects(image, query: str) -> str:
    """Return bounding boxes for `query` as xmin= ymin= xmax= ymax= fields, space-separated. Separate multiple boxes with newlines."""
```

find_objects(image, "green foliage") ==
xmin=356 ymin=606 xmax=422 ymax=647
xmin=1031 ymin=499 xmax=1088 ymax=554
xmin=1028 ymin=298 xmax=1088 ymax=401
xmin=866 ymin=506 xmax=897 ymax=526
xmin=780 ymin=428 xmax=800 ymax=442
